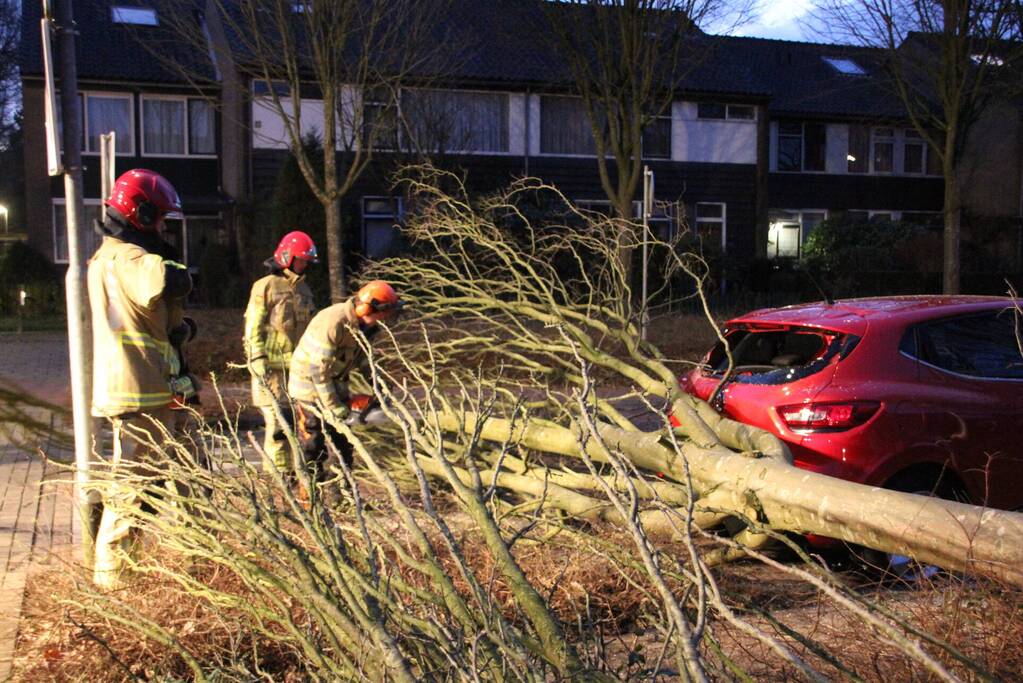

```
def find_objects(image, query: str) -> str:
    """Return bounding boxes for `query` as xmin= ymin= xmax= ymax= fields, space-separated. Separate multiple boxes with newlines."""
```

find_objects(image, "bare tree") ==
xmin=0 ymin=0 xmax=19 ymax=149
xmin=538 ymin=0 xmax=750 ymax=224
xmin=808 ymin=0 xmax=1023 ymax=294
xmin=157 ymin=0 xmax=446 ymax=300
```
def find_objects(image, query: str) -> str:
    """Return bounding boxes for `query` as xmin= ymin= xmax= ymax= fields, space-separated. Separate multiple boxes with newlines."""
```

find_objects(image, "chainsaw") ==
xmin=345 ymin=394 xmax=390 ymax=426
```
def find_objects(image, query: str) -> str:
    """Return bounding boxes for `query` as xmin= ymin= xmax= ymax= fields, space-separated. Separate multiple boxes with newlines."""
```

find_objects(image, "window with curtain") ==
xmin=143 ymin=96 xmax=216 ymax=155
xmin=777 ymin=122 xmax=825 ymax=172
xmin=402 ymin=89 xmax=508 ymax=153
xmin=642 ymin=115 xmax=671 ymax=159
xmin=362 ymin=197 xmax=403 ymax=259
xmin=53 ymin=201 xmax=103 ymax=263
xmin=541 ymin=96 xmax=598 ymax=155
xmin=86 ymin=94 xmax=132 ymax=153
xmin=848 ymin=125 xmax=869 ymax=173
xmin=695 ymin=202 xmax=726 ymax=251
xmin=362 ymin=88 xmax=399 ymax=150
xmin=189 ymin=99 xmax=216 ymax=154
xmin=872 ymin=127 xmax=894 ymax=173
xmin=143 ymin=98 xmax=186 ymax=155
xmin=777 ymin=122 xmax=803 ymax=171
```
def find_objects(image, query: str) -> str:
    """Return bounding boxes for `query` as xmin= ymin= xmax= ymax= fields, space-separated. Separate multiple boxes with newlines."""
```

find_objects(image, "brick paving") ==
xmin=0 ymin=332 xmax=78 ymax=681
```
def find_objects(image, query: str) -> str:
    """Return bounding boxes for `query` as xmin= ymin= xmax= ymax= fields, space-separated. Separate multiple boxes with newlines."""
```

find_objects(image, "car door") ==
xmin=913 ymin=310 xmax=1023 ymax=509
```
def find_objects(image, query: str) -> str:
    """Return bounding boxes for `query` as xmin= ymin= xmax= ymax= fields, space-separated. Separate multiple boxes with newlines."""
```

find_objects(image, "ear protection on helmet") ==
xmin=355 ymin=299 xmax=376 ymax=318
xmin=355 ymin=298 xmax=403 ymax=319
xmin=136 ymin=199 xmax=159 ymax=228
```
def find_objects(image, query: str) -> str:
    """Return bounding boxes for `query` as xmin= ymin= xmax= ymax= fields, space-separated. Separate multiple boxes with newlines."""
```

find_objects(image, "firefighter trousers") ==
xmin=92 ymin=407 xmax=172 ymax=590
xmin=295 ymin=402 xmax=354 ymax=483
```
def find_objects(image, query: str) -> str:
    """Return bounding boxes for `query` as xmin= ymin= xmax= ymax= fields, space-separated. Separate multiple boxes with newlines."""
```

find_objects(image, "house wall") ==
xmin=768 ymin=173 xmax=943 ymax=213
xmin=21 ymin=78 xmax=222 ymax=264
xmin=251 ymin=148 xmax=759 ymax=259
xmin=21 ymin=82 xmax=53 ymax=259
xmin=673 ymin=102 xmax=757 ymax=164
xmin=958 ymin=100 xmax=1023 ymax=219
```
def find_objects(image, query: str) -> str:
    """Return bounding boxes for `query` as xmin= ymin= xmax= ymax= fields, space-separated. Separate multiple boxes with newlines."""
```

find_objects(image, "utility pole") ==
xmin=46 ymin=0 xmax=97 ymax=566
xmin=641 ymin=166 xmax=654 ymax=341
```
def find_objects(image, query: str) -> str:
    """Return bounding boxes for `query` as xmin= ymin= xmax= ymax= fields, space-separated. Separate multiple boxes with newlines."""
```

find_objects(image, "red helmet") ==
xmin=274 ymin=231 xmax=319 ymax=269
xmin=105 ymin=169 xmax=183 ymax=231
xmin=354 ymin=280 xmax=404 ymax=321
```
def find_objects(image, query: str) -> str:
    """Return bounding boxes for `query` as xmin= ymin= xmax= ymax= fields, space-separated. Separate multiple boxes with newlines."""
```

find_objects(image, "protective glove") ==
xmin=329 ymin=403 xmax=351 ymax=425
xmin=250 ymin=356 xmax=270 ymax=379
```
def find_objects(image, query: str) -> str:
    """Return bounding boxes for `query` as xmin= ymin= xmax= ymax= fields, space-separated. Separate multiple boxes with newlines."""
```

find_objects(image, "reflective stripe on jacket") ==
xmin=244 ymin=270 xmax=315 ymax=369
xmin=88 ymin=235 xmax=191 ymax=416
xmin=288 ymin=300 xmax=362 ymax=411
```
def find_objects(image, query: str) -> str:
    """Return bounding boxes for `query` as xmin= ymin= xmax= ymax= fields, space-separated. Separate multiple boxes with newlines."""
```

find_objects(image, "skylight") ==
xmin=823 ymin=57 xmax=866 ymax=76
xmin=111 ymin=6 xmax=159 ymax=26
xmin=971 ymin=54 xmax=1005 ymax=67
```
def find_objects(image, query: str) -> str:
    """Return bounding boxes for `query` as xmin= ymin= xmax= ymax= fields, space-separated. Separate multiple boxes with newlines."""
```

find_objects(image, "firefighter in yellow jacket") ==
xmin=288 ymin=280 xmax=403 ymax=479
xmin=88 ymin=169 xmax=193 ymax=589
xmin=244 ymin=231 xmax=318 ymax=472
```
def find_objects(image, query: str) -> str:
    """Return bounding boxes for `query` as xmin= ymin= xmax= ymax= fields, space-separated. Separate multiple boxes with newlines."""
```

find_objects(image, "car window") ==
xmin=914 ymin=310 xmax=1023 ymax=379
xmin=704 ymin=326 xmax=858 ymax=385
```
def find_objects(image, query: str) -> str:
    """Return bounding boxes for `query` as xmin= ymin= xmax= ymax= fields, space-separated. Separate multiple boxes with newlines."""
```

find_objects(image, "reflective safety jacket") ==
xmin=288 ymin=300 xmax=363 ymax=412
xmin=244 ymin=269 xmax=315 ymax=369
xmin=88 ymin=235 xmax=192 ymax=417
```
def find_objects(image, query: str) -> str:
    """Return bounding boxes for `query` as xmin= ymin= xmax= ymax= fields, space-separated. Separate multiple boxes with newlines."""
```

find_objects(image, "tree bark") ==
xmin=942 ymin=127 xmax=961 ymax=294
xmin=435 ymin=411 xmax=1023 ymax=586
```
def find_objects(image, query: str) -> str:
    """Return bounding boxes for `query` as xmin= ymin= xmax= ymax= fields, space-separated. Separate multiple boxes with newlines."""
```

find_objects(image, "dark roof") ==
xmin=20 ymin=0 xmax=218 ymax=84
xmin=21 ymin=0 xmax=911 ymax=120
xmin=703 ymin=36 xmax=909 ymax=119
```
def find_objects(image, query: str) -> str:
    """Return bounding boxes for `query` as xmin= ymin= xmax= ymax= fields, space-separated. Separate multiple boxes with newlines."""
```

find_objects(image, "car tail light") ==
xmin=777 ymin=401 xmax=880 ymax=432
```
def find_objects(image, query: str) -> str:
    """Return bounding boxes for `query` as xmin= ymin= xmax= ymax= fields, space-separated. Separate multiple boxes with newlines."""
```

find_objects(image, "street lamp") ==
xmin=0 ymin=204 xmax=8 ymax=234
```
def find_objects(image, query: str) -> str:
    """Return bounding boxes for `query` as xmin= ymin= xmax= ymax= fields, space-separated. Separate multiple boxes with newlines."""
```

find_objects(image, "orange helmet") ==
xmin=354 ymin=280 xmax=404 ymax=321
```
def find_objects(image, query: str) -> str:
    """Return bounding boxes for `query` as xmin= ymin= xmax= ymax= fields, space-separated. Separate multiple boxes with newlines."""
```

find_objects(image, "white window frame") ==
xmin=696 ymin=103 xmax=757 ymax=121
xmin=539 ymin=95 xmax=600 ymax=158
xmin=694 ymin=202 xmax=727 ymax=251
xmin=52 ymin=198 xmax=104 ymax=264
xmin=901 ymin=129 xmax=926 ymax=175
xmin=162 ymin=215 xmax=220 ymax=272
xmin=81 ymin=91 xmax=135 ymax=156
xmin=767 ymin=209 xmax=828 ymax=259
xmin=362 ymin=196 xmax=403 ymax=257
xmin=399 ymin=87 xmax=513 ymax=155
xmin=539 ymin=96 xmax=676 ymax=159
xmin=871 ymin=127 xmax=895 ymax=174
xmin=140 ymin=94 xmax=217 ymax=158
xmin=362 ymin=88 xmax=400 ymax=152
xmin=641 ymin=111 xmax=672 ymax=160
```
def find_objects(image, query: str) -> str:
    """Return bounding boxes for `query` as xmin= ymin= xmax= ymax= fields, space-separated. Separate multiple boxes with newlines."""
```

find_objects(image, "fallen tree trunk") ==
xmin=363 ymin=171 xmax=1023 ymax=588
xmin=433 ymin=411 xmax=1023 ymax=586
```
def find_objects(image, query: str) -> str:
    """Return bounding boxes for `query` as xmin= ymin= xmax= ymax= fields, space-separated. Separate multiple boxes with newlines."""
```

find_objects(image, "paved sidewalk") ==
xmin=0 ymin=332 xmax=78 ymax=681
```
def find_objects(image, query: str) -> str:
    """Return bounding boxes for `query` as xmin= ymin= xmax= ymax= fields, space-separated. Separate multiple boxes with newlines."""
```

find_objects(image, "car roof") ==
xmin=727 ymin=295 xmax=1013 ymax=335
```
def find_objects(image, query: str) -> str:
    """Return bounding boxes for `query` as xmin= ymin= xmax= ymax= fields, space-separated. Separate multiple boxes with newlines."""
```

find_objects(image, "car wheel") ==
xmin=852 ymin=469 xmax=965 ymax=583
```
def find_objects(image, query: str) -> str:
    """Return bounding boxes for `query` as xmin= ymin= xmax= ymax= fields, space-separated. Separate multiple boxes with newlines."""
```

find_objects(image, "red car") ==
xmin=679 ymin=296 xmax=1023 ymax=511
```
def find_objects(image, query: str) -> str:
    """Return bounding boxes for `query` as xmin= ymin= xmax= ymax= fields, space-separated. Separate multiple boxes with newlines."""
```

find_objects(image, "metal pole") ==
xmin=641 ymin=166 xmax=653 ymax=342
xmin=100 ymin=132 xmax=115 ymax=220
xmin=51 ymin=0 xmax=97 ymax=567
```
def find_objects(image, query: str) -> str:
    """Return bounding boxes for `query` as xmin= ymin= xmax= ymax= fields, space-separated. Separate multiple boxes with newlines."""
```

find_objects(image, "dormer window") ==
xmin=971 ymin=54 xmax=1005 ymax=67
xmin=822 ymin=57 xmax=865 ymax=75
xmin=111 ymin=6 xmax=158 ymax=25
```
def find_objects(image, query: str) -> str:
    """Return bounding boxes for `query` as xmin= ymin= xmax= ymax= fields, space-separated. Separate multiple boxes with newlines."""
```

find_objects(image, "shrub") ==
xmin=0 ymin=241 xmax=63 ymax=317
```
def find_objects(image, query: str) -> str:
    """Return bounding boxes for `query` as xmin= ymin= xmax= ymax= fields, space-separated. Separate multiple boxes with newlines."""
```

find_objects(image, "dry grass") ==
xmin=14 ymin=495 xmax=1023 ymax=682
xmin=184 ymin=308 xmax=246 ymax=382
